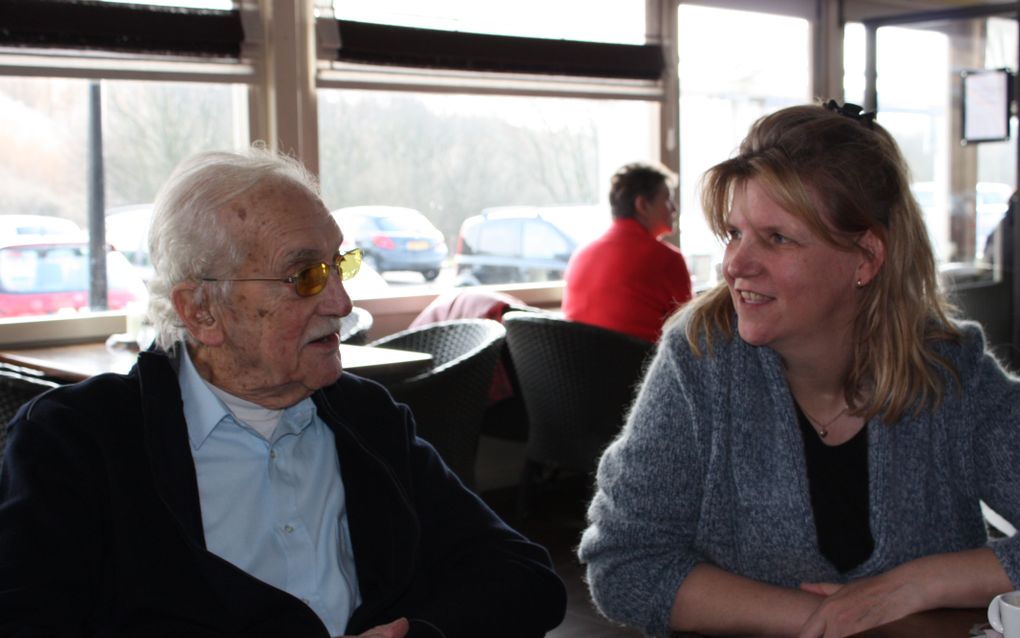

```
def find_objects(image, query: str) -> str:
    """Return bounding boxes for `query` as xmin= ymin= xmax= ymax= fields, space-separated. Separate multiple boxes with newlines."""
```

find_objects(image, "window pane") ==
xmin=678 ymin=5 xmax=812 ymax=290
xmin=331 ymin=0 xmax=647 ymax=44
xmin=853 ymin=17 xmax=1018 ymax=267
xmin=843 ymin=23 xmax=866 ymax=106
xmin=318 ymin=89 xmax=656 ymax=294
xmin=0 ymin=76 xmax=248 ymax=318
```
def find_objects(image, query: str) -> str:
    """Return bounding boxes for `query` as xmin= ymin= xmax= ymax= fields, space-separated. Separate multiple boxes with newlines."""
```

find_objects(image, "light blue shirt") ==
xmin=177 ymin=347 xmax=360 ymax=636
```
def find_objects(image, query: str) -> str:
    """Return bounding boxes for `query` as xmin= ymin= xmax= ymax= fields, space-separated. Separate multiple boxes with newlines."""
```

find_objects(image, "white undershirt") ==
xmin=206 ymin=383 xmax=283 ymax=440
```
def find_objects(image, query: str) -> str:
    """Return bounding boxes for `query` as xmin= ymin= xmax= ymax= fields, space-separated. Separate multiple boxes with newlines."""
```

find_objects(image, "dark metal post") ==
xmin=864 ymin=22 xmax=877 ymax=113
xmin=87 ymin=80 xmax=107 ymax=310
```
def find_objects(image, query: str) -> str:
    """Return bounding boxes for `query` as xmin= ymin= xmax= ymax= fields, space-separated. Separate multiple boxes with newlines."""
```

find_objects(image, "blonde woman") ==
xmin=579 ymin=102 xmax=1020 ymax=637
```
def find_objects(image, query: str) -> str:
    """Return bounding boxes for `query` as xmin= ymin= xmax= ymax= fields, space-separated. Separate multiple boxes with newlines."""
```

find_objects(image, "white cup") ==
xmin=988 ymin=591 xmax=1020 ymax=638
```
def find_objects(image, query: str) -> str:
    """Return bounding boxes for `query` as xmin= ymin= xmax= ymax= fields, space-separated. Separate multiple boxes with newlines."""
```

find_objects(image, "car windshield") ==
xmin=375 ymin=212 xmax=436 ymax=233
xmin=0 ymin=244 xmax=142 ymax=293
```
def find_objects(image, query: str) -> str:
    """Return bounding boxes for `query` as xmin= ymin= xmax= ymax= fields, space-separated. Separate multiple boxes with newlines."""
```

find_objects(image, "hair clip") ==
xmin=824 ymin=99 xmax=876 ymax=129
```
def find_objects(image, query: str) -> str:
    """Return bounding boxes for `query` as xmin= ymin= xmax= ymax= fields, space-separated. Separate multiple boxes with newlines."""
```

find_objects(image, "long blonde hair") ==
xmin=680 ymin=103 xmax=959 ymax=424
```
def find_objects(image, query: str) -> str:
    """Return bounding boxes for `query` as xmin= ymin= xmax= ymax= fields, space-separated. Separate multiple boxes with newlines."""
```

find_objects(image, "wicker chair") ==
xmin=365 ymin=319 xmax=506 ymax=488
xmin=0 ymin=364 xmax=61 ymax=460
xmin=340 ymin=306 xmax=374 ymax=345
xmin=502 ymin=311 xmax=654 ymax=513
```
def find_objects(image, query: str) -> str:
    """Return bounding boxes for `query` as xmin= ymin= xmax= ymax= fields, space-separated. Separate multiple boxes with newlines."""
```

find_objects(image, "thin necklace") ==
xmin=801 ymin=404 xmax=849 ymax=439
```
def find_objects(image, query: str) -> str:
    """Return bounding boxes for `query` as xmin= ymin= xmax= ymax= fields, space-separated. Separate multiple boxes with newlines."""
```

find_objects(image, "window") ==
xmin=847 ymin=12 xmax=1018 ymax=267
xmin=0 ymin=75 xmax=248 ymax=318
xmin=677 ymin=3 xmax=813 ymax=290
xmin=317 ymin=89 xmax=658 ymax=293
xmin=0 ymin=0 xmax=250 ymax=325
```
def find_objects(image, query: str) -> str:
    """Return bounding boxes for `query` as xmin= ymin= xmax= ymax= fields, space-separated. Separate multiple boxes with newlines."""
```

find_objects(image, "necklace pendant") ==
xmin=818 ymin=428 xmax=828 ymax=439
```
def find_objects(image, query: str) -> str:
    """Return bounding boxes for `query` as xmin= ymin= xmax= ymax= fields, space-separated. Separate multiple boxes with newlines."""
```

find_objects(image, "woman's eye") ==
xmin=771 ymin=233 xmax=790 ymax=244
xmin=724 ymin=228 xmax=741 ymax=243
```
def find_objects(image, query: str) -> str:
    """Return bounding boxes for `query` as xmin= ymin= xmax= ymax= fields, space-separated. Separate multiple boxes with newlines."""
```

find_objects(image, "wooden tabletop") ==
xmin=850 ymin=608 xmax=988 ymax=637
xmin=0 ymin=341 xmax=432 ymax=383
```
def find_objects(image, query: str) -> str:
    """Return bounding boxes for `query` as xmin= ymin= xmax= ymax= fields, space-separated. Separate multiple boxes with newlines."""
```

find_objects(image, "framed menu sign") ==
xmin=961 ymin=68 xmax=1013 ymax=144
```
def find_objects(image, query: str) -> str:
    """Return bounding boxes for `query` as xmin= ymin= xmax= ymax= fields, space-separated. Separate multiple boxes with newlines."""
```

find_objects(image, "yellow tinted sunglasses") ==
xmin=202 ymin=248 xmax=362 ymax=297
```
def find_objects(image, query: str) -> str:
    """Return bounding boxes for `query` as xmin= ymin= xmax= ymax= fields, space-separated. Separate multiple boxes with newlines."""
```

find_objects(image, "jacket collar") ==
xmin=311 ymin=385 xmax=421 ymax=627
xmin=136 ymin=348 xmax=207 ymax=547
xmin=134 ymin=350 xmax=421 ymax=627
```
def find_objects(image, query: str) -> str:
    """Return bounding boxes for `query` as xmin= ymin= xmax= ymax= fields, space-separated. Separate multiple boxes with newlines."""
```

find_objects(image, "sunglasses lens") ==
xmin=292 ymin=249 xmax=361 ymax=296
xmin=339 ymin=248 xmax=362 ymax=281
xmin=295 ymin=263 xmax=330 ymax=297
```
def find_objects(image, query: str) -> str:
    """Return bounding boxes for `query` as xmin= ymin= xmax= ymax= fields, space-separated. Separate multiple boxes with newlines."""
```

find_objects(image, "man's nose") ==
xmin=320 ymin=269 xmax=354 ymax=317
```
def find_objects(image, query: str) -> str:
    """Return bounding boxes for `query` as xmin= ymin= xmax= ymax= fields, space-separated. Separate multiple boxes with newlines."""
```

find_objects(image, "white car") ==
xmin=0 ymin=214 xmax=80 ymax=238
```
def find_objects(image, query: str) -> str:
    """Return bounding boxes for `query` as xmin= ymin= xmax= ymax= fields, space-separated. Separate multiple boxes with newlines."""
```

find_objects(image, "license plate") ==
xmin=406 ymin=240 xmax=429 ymax=251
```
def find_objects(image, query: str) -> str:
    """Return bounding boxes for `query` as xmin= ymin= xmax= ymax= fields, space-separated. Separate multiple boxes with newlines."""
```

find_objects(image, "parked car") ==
xmin=0 ymin=236 xmax=148 ymax=317
xmin=453 ymin=205 xmax=610 ymax=285
xmin=332 ymin=206 xmax=447 ymax=281
xmin=0 ymin=214 xmax=80 ymax=238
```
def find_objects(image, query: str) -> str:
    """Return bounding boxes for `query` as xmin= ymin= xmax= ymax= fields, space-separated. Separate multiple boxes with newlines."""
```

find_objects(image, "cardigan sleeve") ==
xmin=959 ymin=325 xmax=1020 ymax=584
xmin=578 ymin=325 xmax=712 ymax=637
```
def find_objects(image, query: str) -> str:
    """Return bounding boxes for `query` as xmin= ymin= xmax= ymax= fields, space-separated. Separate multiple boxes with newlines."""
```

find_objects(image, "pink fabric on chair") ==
xmin=410 ymin=290 xmax=530 ymax=403
xmin=410 ymin=290 xmax=525 ymax=328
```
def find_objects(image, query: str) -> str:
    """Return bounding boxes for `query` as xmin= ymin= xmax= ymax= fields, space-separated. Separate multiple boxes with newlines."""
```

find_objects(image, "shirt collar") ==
xmin=177 ymin=344 xmax=231 ymax=450
xmin=177 ymin=344 xmax=319 ymax=449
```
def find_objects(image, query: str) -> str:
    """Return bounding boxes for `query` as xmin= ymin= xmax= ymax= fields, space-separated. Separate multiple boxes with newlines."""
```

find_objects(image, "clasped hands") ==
xmin=796 ymin=570 xmax=926 ymax=638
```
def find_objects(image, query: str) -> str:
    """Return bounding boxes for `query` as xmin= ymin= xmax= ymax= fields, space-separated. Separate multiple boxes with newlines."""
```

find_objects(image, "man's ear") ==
xmin=856 ymin=229 xmax=886 ymax=286
xmin=633 ymin=194 xmax=655 ymax=226
xmin=171 ymin=282 xmax=224 ymax=347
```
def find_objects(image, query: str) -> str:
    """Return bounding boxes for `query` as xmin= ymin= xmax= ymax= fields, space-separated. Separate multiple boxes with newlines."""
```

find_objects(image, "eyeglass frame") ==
xmin=200 ymin=247 xmax=362 ymax=297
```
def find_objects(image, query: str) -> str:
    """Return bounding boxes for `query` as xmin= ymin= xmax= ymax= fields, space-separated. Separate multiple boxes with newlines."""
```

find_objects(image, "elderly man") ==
xmin=0 ymin=149 xmax=565 ymax=637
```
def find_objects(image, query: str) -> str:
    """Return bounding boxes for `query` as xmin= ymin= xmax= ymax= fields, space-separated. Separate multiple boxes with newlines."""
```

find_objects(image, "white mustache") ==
xmin=308 ymin=322 xmax=342 ymax=342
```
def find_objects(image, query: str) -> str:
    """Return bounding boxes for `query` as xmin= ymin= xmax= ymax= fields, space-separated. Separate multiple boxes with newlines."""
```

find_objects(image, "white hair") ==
xmin=147 ymin=146 xmax=321 ymax=350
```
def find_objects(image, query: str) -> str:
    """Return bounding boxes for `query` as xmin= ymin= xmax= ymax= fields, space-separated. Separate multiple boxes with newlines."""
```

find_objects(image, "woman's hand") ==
xmin=797 ymin=548 xmax=1009 ymax=638
xmin=344 ymin=618 xmax=410 ymax=638
xmin=796 ymin=571 xmax=927 ymax=638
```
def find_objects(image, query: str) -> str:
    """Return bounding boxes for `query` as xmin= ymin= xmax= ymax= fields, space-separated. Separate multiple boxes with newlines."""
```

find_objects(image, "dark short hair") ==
xmin=609 ymin=162 xmax=678 ymax=219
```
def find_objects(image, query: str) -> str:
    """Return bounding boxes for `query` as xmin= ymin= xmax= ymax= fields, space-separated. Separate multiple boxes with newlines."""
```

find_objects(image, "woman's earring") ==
xmin=856 ymin=279 xmax=865 ymax=288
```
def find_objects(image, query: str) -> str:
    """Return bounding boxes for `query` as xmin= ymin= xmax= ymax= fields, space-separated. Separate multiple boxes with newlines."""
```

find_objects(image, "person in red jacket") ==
xmin=562 ymin=162 xmax=693 ymax=342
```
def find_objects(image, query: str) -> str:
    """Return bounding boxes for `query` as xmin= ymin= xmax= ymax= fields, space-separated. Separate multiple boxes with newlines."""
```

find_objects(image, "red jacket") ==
xmin=562 ymin=218 xmax=692 ymax=342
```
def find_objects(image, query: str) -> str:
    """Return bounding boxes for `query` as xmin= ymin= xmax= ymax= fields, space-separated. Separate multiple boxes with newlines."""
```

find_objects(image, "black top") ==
xmin=796 ymin=403 xmax=874 ymax=573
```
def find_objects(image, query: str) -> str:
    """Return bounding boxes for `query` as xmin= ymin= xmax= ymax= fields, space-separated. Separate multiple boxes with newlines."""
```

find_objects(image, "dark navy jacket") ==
xmin=0 ymin=349 xmax=565 ymax=637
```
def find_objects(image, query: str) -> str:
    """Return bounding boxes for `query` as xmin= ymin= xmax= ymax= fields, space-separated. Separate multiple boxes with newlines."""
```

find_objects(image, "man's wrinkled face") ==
xmin=200 ymin=177 xmax=352 ymax=407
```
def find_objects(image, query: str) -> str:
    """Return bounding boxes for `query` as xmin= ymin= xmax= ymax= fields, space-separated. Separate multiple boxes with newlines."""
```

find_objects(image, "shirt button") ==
xmin=284 ymin=524 xmax=294 ymax=534
xmin=269 ymin=449 xmax=277 ymax=459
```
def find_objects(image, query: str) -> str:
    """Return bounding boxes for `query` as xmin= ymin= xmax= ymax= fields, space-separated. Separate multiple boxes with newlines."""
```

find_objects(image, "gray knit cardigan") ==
xmin=578 ymin=319 xmax=1020 ymax=637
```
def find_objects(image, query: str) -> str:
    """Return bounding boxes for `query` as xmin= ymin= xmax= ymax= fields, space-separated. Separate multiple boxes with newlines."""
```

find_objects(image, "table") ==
xmin=0 ymin=341 xmax=432 ymax=383
xmin=850 ymin=608 xmax=988 ymax=637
